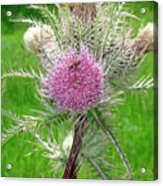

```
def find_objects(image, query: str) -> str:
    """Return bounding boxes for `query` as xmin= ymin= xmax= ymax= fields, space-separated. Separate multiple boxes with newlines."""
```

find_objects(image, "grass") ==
xmin=1 ymin=2 xmax=157 ymax=180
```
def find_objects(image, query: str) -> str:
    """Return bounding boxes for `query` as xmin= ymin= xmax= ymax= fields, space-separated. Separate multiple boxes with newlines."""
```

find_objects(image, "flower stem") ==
xmin=63 ymin=115 xmax=89 ymax=179
xmin=92 ymin=111 xmax=133 ymax=180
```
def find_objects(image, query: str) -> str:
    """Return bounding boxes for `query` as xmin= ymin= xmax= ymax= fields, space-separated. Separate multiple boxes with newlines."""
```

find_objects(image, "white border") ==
xmin=1 ymin=0 xmax=162 ymax=186
xmin=0 ymin=0 xmax=159 ymax=5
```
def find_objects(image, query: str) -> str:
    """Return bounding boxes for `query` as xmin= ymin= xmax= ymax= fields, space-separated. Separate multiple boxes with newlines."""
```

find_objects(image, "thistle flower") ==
xmin=23 ymin=24 xmax=54 ymax=53
xmin=42 ymin=45 xmax=104 ymax=112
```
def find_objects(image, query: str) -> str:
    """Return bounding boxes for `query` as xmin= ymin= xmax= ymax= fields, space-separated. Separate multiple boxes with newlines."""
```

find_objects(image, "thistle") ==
xmin=23 ymin=24 xmax=54 ymax=53
xmin=42 ymin=45 xmax=104 ymax=112
xmin=2 ymin=2 xmax=156 ymax=180
xmin=125 ymin=23 xmax=154 ymax=55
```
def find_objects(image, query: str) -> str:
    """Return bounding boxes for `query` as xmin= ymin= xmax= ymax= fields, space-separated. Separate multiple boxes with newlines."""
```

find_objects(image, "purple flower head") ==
xmin=43 ymin=45 xmax=104 ymax=112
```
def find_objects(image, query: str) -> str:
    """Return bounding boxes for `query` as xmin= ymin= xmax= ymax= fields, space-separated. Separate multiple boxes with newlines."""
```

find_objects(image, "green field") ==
xmin=1 ymin=2 xmax=157 ymax=180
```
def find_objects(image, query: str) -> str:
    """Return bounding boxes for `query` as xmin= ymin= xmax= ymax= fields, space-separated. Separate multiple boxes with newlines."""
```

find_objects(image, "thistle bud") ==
xmin=135 ymin=22 xmax=154 ymax=53
xmin=21 ymin=127 xmax=26 ymax=133
xmin=125 ymin=23 xmax=154 ymax=55
xmin=23 ymin=24 xmax=54 ymax=53
xmin=62 ymin=132 xmax=73 ymax=152
xmin=67 ymin=3 xmax=97 ymax=24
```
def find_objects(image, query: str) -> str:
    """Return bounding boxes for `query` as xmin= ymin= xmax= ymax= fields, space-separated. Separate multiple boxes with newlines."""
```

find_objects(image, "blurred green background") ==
xmin=1 ymin=2 xmax=157 ymax=180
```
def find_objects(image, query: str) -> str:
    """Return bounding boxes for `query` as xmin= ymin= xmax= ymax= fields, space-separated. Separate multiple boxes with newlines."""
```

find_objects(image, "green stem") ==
xmin=92 ymin=111 xmax=133 ymax=180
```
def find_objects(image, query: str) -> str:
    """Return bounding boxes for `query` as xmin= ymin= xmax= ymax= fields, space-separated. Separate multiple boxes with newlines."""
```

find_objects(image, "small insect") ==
xmin=69 ymin=59 xmax=81 ymax=69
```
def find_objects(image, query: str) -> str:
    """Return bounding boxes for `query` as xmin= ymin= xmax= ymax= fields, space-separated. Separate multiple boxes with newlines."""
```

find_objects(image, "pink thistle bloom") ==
xmin=43 ymin=45 xmax=104 ymax=112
